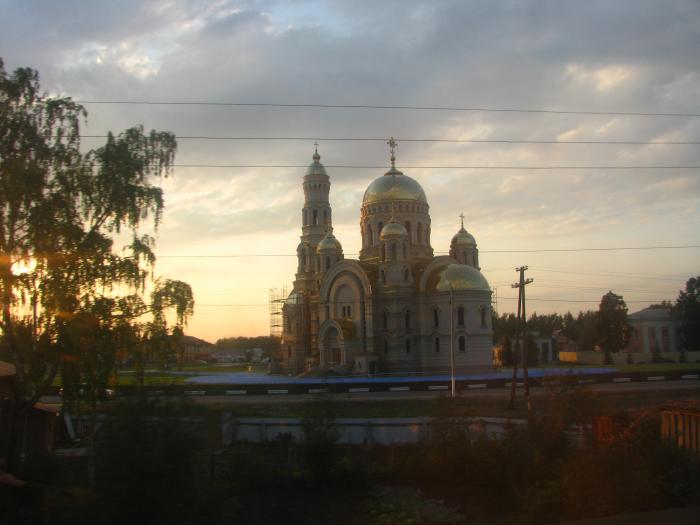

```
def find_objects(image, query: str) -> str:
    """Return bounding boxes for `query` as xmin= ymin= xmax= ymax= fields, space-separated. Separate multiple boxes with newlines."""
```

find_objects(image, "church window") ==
xmin=381 ymin=244 xmax=386 ymax=262
xmin=435 ymin=338 xmax=440 ymax=353
xmin=480 ymin=306 xmax=487 ymax=327
xmin=323 ymin=209 xmax=328 ymax=224
xmin=367 ymin=225 xmax=373 ymax=245
xmin=382 ymin=310 xmax=388 ymax=330
xmin=406 ymin=339 xmax=411 ymax=354
xmin=405 ymin=310 xmax=411 ymax=329
xmin=325 ymin=305 xmax=330 ymax=319
xmin=458 ymin=306 xmax=465 ymax=326
xmin=384 ymin=340 xmax=388 ymax=354
xmin=381 ymin=269 xmax=386 ymax=282
xmin=391 ymin=243 xmax=397 ymax=260
xmin=313 ymin=209 xmax=318 ymax=225
xmin=402 ymin=244 xmax=407 ymax=260
xmin=433 ymin=309 xmax=439 ymax=328
xmin=325 ymin=256 xmax=331 ymax=271
xmin=403 ymin=268 xmax=409 ymax=281
xmin=459 ymin=336 xmax=466 ymax=353
xmin=405 ymin=221 xmax=412 ymax=242
xmin=378 ymin=222 xmax=384 ymax=236
xmin=417 ymin=223 xmax=423 ymax=245
xmin=287 ymin=345 xmax=292 ymax=358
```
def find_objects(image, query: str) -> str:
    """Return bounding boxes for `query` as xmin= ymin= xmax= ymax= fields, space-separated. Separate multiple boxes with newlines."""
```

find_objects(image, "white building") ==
xmin=281 ymin=142 xmax=494 ymax=375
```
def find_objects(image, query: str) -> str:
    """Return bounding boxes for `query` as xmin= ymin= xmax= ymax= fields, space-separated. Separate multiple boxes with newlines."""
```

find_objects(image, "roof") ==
xmin=363 ymin=169 xmax=427 ymax=205
xmin=628 ymin=307 xmax=674 ymax=322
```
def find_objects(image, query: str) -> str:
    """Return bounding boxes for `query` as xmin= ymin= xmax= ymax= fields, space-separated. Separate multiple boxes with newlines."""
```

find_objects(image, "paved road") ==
xmin=186 ymin=379 xmax=700 ymax=405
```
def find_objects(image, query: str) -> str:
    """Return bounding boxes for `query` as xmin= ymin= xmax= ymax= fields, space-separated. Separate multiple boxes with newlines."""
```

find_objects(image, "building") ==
xmin=281 ymin=140 xmax=493 ymax=375
xmin=625 ymin=306 xmax=681 ymax=354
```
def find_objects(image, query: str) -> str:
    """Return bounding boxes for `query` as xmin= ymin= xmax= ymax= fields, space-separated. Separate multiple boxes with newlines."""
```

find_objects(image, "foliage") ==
xmin=0 ymin=59 xmax=193 ymax=473
xmin=596 ymin=291 xmax=632 ymax=364
xmin=676 ymin=276 xmax=700 ymax=352
xmin=214 ymin=335 xmax=280 ymax=357
xmin=301 ymin=396 xmax=342 ymax=485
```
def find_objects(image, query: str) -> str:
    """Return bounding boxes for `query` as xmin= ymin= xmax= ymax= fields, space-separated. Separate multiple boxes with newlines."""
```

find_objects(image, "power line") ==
xmin=77 ymin=134 xmax=700 ymax=146
xmin=155 ymin=245 xmax=700 ymax=258
xmin=165 ymin=163 xmax=700 ymax=170
xmin=72 ymin=100 xmax=700 ymax=118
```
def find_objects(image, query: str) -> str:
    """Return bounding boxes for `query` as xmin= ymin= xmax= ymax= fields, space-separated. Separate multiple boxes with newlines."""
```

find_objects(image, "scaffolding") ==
xmin=269 ymin=285 xmax=288 ymax=337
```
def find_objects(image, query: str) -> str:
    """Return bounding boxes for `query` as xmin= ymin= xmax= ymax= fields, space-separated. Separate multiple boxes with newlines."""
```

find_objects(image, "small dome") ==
xmin=286 ymin=290 xmax=304 ymax=305
xmin=451 ymin=227 xmax=476 ymax=246
xmin=435 ymin=264 xmax=490 ymax=292
xmin=317 ymin=228 xmax=343 ymax=254
xmin=363 ymin=169 xmax=427 ymax=205
xmin=380 ymin=219 xmax=408 ymax=239
xmin=305 ymin=148 xmax=328 ymax=177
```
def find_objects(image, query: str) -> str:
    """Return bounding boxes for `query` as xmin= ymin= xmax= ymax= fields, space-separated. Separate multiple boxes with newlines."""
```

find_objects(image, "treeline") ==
xmin=214 ymin=336 xmax=280 ymax=355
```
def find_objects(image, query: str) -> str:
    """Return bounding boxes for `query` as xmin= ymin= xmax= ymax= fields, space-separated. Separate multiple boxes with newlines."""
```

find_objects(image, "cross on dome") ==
xmin=459 ymin=212 xmax=465 ymax=230
xmin=387 ymin=137 xmax=397 ymax=168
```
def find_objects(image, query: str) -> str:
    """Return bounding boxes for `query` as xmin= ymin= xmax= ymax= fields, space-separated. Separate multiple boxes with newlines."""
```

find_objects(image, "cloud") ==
xmin=1 ymin=0 xmax=699 ymax=337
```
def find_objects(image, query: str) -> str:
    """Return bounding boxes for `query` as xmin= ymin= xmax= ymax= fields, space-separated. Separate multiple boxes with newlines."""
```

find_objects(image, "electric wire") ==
xmin=72 ymin=100 xmax=700 ymax=118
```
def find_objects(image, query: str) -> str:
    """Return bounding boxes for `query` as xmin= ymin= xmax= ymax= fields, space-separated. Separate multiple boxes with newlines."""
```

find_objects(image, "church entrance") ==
xmin=322 ymin=325 xmax=343 ymax=366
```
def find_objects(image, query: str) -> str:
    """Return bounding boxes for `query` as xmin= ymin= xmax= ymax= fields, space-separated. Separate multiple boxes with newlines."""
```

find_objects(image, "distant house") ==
xmin=180 ymin=335 xmax=214 ymax=364
xmin=625 ymin=307 xmax=681 ymax=354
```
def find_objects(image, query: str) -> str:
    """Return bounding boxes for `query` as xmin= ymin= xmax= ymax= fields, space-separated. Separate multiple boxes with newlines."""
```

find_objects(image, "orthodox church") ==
xmin=281 ymin=140 xmax=493 ymax=375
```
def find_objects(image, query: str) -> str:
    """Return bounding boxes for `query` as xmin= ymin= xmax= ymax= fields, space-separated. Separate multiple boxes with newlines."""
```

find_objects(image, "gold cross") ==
xmin=459 ymin=213 xmax=465 ymax=229
xmin=387 ymin=137 xmax=397 ymax=167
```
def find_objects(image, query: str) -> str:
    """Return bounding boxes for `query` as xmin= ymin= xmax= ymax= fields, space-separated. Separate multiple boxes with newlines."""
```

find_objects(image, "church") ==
xmin=281 ymin=139 xmax=494 ymax=375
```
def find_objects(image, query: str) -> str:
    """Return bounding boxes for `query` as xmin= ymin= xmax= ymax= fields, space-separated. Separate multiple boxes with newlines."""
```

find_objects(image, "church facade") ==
xmin=280 ymin=141 xmax=494 ymax=375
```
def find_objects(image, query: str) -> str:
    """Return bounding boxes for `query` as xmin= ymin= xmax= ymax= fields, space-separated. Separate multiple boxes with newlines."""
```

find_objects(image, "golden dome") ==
xmin=435 ymin=264 xmax=490 ymax=291
xmin=363 ymin=168 xmax=427 ymax=205
xmin=380 ymin=219 xmax=408 ymax=239
xmin=317 ymin=228 xmax=342 ymax=253
xmin=451 ymin=227 xmax=476 ymax=246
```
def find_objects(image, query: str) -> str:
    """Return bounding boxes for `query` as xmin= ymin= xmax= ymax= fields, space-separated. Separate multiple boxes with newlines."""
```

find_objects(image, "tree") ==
xmin=0 ymin=60 xmax=193 ymax=474
xmin=596 ymin=291 xmax=631 ymax=365
xmin=676 ymin=276 xmax=700 ymax=353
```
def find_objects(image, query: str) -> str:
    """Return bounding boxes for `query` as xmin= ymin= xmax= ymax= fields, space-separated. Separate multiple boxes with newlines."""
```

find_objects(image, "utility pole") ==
xmin=450 ymin=286 xmax=456 ymax=398
xmin=510 ymin=266 xmax=533 ymax=411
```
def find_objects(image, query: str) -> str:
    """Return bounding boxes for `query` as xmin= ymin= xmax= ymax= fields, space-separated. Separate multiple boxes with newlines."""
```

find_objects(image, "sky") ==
xmin=1 ymin=0 xmax=699 ymax=342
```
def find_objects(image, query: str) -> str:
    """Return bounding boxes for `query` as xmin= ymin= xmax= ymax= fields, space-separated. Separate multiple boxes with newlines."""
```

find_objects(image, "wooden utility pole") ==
xmin=510 ymin=266 xmax=533 ymax=411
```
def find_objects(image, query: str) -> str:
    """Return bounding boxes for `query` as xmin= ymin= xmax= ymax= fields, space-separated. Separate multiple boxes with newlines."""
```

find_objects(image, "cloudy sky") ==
xmin=2 ymin=0 xmax=699 ymax=341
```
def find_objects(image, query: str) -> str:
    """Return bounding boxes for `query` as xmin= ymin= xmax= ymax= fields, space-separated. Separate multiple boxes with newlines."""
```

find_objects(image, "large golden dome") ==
xmin=435 ymin=264 xmax=490 ymax=291
xmin=363 ymin=167 xmax=427 ymax=206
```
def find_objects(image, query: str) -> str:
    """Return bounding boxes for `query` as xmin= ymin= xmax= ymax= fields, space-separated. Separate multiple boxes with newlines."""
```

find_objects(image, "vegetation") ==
xmin=0 ymin=59 xmax=193 ymax=474
xmin=677 ymin=276 xmax=700 ymax=353
xmin=596 ymin=291 xmax=632 ymax=365
xmin=10 ymin=388 xmax=700 ymax=524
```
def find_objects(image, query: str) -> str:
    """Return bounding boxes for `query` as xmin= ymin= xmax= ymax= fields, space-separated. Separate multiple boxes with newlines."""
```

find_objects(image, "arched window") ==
xmin=405 ymin=221 xmax=412 ymax=241
xmin=323 ymin=209 xmax=328 ymax=224
xmin=378 ymin=222 xmax=384 ymax=235
xmin=457 ymin=306 xmax=465 ymax=326
xmin=381 ymin=244 xmax=386 ymax=262
xmin=433 ymin=309 xmax=439 ymax=328
xmin=384 ymin=340 xmax=388 ymax=354
xmin=325 ymin=256 xmax=331 ymax=271
xmin=367 ymin=225 xmax=373 ymax=246
xmin=459 ymin=336 xmax=466 ymax=353
xmin=313 ymin=209 xmax=318 ymax=225
xmin=406 ymin=339 xmax=411 ymax=354
xmin=381 ymin=269 xmax=386 ymax=282
xmin=303 ymin=209 xmax=307 ymax=226
xmin=391 ymin=243 xmax=397 ymax=260
xmin=403 ymin=268 xmax=409 ymax=281
xmin=435 ymin=338 xmax=440 ymax=353
xmin=405 ymin=310 xmax=411 ymax=329
xmin=417 ymin=223 xmax=423 ymax=245
xmin=480 ymin=306 xmax=487 ymax=327
xmin=382 ymin=310 xmax=388 ymax=330
xmin=402 ymin=244 xmax=407 ymax=259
